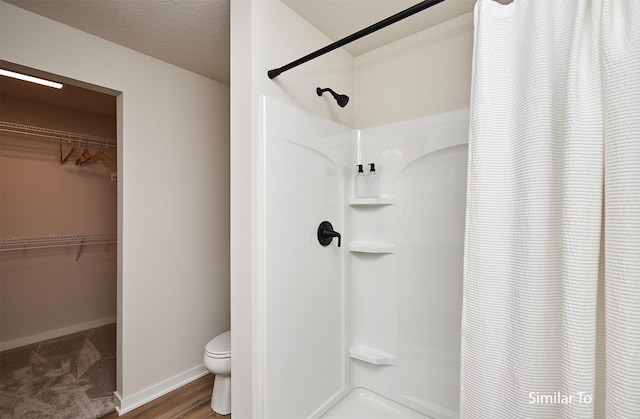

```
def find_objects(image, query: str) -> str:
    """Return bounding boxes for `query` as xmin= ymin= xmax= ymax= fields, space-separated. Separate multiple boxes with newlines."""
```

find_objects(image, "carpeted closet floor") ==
xmin=0 ymin=323 xmax=116 ymax=419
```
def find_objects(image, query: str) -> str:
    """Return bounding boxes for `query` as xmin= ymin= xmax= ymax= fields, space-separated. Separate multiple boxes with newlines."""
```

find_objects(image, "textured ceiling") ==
xmin=2 ymin=0 xmax=476 ymax=86
xmin=3 ymin=0 xmax=230 ymax=84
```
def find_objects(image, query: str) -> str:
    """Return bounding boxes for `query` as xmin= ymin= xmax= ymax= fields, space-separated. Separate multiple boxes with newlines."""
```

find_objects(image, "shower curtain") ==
xmin=460 ymin=1 xmax=639 ymax=418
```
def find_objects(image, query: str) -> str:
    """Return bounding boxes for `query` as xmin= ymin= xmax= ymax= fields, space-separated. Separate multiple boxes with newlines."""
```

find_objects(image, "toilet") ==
xmin=203 ymin=330 xmax=231 ymax=415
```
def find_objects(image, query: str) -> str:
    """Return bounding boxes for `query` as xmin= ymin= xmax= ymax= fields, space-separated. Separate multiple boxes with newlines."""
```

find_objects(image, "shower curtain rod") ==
xmin=267 ymin=0 xmax=446 ymax=79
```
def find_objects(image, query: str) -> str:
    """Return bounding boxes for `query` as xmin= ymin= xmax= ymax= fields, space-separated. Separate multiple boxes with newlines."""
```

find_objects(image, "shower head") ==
xmin=316 ymin=87 xmax=349 ymax=108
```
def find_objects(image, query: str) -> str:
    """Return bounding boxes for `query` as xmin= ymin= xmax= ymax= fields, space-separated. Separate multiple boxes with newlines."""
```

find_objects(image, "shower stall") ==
xmin=258 ymin=95 xmax=469 ymax=418
xmin=236 ymin=1 xmax=640 ymax=418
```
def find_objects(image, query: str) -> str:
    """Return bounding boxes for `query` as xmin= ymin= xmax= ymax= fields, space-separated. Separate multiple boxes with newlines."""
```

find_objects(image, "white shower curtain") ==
xmin=460 ymin=1 xmax=639 ymax=418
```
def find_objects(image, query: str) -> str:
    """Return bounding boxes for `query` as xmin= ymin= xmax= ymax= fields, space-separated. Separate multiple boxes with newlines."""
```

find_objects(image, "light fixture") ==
xmin=0 ymin=69 xmax=63 ymax=89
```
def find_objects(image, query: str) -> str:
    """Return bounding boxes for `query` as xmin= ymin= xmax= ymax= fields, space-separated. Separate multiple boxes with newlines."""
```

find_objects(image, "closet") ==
xmin=0 ymin=74 xmax=117 ymax=351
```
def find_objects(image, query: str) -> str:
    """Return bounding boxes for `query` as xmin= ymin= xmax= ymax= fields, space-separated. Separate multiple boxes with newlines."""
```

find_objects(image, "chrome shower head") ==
xmin=316 ymin=87 xmax=349 ymax=108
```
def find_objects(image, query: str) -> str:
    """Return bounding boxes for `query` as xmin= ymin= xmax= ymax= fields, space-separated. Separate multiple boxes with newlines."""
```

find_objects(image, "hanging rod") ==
xmin=0 ymin=121 xmax=116 ymax=148
xmin=267 ymin=0 xmax=446 ymax=79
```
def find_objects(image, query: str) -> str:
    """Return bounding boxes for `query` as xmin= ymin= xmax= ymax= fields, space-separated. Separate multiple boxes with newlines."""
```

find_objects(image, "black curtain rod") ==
xmin=267 ymin=0 xmax=446 ymax=79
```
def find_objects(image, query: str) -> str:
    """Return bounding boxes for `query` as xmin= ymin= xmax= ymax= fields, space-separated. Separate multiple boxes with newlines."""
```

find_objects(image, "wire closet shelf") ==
xmin=0 ymin=121 xmax=117 ymax=148
xmin=0 ymin=234 xmax=117 ymax=262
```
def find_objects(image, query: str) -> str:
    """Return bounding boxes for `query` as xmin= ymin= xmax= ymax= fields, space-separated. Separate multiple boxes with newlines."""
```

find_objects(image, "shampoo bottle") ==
xmin=355 ymin=164 xmax=366 ymax=198
xmin=366 ymin=163 xmax=380 ymax=198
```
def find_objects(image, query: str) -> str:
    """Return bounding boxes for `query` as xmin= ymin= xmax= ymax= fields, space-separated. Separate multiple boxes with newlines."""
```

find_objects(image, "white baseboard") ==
xmin=114 ymin=364 xmax=209 ymax=415
xmin=0 ymin=316 xmax=117 ymax=352
xmin=113 ymin=391 xmax=123 ymax=415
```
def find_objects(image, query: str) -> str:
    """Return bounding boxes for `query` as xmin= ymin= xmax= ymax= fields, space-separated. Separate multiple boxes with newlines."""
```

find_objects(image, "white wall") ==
xmin=230 ymin=0 xmax=353 ymax=417
xmin=354 ymin=12 xmax=473 ymax=128
xmin=0 ymin=1 xmax=230 ymax=411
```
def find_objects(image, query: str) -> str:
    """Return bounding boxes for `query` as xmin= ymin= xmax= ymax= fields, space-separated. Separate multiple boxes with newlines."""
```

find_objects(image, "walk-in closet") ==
xmin=0 ymin=68 xmax=118 ymax=417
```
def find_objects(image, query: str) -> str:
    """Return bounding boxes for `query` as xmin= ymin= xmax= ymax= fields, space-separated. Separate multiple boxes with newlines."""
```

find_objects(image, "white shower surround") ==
xmin=260 ymin=95 xmax=468 ymax=419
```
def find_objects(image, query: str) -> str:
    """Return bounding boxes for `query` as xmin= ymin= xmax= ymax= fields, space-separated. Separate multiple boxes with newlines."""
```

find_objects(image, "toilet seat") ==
xmin=206 ymin=351 xmax=230 ymax=359
xmin=206 ymin=330 xmax=230 ymax=358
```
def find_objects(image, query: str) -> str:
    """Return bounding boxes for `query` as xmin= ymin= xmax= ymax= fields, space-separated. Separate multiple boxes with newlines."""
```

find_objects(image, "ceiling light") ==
xmin=0 ymin=69 xmax=63 ymax=89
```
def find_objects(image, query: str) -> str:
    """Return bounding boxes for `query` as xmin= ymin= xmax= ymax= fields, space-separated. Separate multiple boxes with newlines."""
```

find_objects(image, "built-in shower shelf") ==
xmin=350 ymin=345 xmax=396 ymax=365
xmin=349 ymin=197 xmax=395 ymax=206
xmin=349 ymin=242 xmax=396 ymax=254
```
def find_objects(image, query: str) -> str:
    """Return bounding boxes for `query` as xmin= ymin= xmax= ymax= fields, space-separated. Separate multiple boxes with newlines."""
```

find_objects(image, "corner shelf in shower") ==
xmin=348 ymin=196 xmax=396 ymax=206
xmin=350 ymin=345 xmax=396 ymax=365
xmin=348 ymin=242 xmax=396 ymax=254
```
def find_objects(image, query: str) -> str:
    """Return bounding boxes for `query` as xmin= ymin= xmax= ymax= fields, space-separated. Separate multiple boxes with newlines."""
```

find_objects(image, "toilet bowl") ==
xmin=204 ymin=330 xmax=231 ymax=415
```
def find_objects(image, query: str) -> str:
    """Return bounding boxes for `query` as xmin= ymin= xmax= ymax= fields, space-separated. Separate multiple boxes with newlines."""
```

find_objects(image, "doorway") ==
xmin=0 ymin=63 xmax=119 ymax=417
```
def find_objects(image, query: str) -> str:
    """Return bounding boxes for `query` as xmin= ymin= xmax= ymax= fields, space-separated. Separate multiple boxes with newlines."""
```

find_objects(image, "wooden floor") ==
xmin=100 ymin=374 xmax=229 ymax=419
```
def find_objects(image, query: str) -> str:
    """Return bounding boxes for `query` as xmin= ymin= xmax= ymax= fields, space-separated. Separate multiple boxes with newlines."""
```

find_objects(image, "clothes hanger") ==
xmin=92 ymin=142 xmax=116 ymax=164
xmin=62 ymin=140 xmax=78 ymax=163
xmin=77 ymin=141 xmax=95 ymax=165
xmin=74 ymin=143 xmax=87 ymax=165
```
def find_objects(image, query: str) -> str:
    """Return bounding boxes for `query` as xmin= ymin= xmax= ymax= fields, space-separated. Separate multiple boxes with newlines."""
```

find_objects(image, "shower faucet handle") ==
xmin=317 ymin=221 xmax=341 ymax=247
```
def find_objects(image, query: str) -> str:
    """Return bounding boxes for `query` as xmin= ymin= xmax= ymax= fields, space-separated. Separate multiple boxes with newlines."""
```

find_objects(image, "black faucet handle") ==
xmin=328 ymin=230 xmax=342 ymax=247
xmin=318 ymin=221 xmax=341 ymax=247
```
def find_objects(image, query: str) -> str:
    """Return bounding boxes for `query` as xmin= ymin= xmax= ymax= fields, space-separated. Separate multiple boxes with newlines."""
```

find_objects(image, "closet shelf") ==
xmin=349 ymin=242 xmax=396 ymax=254
xmin=0 ymin=121 xmax=116 ymax=147
xmin=0 ymin=233 xmax=117 ymax=254
xmin=348 ymin=197 xmax=395 ymax=206
xmin=350 ymin=345 xmax=396 ymax=365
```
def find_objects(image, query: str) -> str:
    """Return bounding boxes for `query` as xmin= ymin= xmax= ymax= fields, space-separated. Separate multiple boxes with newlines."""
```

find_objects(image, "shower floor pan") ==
xmin=320 ymin=388 xmax=431 ymax=419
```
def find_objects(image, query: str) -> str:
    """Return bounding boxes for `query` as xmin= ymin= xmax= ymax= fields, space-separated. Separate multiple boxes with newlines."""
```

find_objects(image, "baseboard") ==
xmin=114 ymin=364 xmax=209 ymax=415
xmin=0 ymin=316 xmax=117 ymax=352
xmin=113 ymin=391 xmax=123 ymax=415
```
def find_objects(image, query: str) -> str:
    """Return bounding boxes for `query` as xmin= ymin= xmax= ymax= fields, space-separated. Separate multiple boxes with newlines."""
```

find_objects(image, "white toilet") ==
xmin=203 ymin=330 xmax=231 ymax=415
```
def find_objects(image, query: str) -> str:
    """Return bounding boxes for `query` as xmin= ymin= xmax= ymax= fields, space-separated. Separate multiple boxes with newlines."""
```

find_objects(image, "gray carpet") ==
xmin=0 ymin=323 xmax=116 ymax=419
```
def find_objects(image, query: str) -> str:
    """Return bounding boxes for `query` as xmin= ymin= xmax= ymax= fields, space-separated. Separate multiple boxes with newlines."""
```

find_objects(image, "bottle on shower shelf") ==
xmin=355 ymin=164 xmax=366 ymax=198
xmin=366 ymin=163 xmax=380 ymax=198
